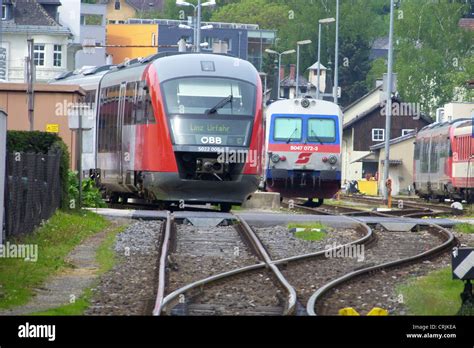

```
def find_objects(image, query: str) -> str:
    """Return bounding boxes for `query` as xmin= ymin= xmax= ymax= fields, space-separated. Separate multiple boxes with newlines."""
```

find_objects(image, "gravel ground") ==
xmin=85 ymin=220 xmax=162 ymax=316
xmin=318 ymin=229 xmax=474 ymax=316
xmin=254 ymin=225 xmax=361 ymax=260
xmin=181 ymin=270 xmax=283 ymax=316
xmin=281 ymin=229 xmax=444 ymax=311
xmin=167 ymin=224 xmax=260 ymax=293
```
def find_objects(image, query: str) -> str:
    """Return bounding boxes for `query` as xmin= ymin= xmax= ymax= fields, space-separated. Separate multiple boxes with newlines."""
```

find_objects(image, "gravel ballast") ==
xmin=86 ymin=220 xmax=162 ymax=316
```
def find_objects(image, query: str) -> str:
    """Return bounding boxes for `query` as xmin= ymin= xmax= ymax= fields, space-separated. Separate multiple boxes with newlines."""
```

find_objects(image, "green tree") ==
xmin=376 ymin=0 xmax=473 ymax=114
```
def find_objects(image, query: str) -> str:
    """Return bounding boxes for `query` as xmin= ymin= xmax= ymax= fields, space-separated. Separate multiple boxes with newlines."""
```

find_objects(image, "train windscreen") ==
xmin=162 ymin=77 xmax=256 ymax=147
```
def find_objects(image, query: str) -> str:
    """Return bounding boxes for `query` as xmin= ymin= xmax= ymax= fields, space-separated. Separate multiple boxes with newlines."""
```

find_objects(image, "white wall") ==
xmin=344 ymin=88 xmax=383 ymax=125
xmin=58 ymin=0 xmax=81 ymax=44
xmin=4 ymin=33 xmax=69 ymax=82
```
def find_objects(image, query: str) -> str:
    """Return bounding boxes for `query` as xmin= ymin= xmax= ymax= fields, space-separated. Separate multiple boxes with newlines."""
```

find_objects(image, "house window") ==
xmin=2 ymin=5 xmax=7 ymax=20
xmin=402 ymin=129 xmax=415 ymax=136
xmin=53 ymin=45 xmax=62 ymax=67
xmin=372 ymin=128 xmax=385 ymax=142
xmin=34 ymin=44 xmax=45 ymax=66
xmin=80 ymin=14 xmax=103 ymax=26
xmin=114 ymin=0 xmax=121 ymax=10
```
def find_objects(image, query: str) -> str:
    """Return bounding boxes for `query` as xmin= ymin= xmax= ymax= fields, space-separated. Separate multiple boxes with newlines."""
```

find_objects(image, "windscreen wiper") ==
xmin=286 ymin=128 xmax=299 ymax=144
xmin=206 ymin=95 xmax=233 ymax=115
xmin=310 ymin=129 xmax=324 ymax=145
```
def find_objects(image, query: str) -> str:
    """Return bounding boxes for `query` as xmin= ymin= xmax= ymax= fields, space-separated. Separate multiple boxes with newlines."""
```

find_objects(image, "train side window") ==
xmin=421 ymin=139 xmax=430 ymax=173
xmin=144 ymin=86 xmax=156 ymax=124
xmin=135 ymin=82 xmax=145 ymax=124
xmin=430 ymin=138 xmax=439 ymax=173
xmin=414 ymin=142 xmax=420 ymax=160
xmin=273 ymin=118 xmax=302 ymax=142
xmin=124 ymin=82 xmax=135 ymax=125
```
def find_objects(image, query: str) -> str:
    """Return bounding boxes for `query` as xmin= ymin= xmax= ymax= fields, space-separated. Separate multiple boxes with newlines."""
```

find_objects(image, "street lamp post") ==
xmin=296 ymin=40 xmax=312 ymax=99
xmin=317 ymin=17 xmax=335 ymax=100
xmin=176 ymin=0 xmax=216 ymax=52
xmin=334 ymin=0 xmax=340 ymax=103
xmin=383 ymin=0 xmax=395 ymax=203
xmin=265 ymin=49 xmax=296 ymax=100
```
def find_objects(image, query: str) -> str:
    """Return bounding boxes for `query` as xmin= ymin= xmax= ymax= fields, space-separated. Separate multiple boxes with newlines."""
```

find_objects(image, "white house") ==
xmin=0 ymin=0 xmax=71 ymax=82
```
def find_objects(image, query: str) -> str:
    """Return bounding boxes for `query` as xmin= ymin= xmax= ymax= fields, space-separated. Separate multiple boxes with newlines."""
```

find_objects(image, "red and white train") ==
xmin=414 ymin=118 xmax=474 ymax=203
xmin=93 ymin=52 xmax=263 ymax=211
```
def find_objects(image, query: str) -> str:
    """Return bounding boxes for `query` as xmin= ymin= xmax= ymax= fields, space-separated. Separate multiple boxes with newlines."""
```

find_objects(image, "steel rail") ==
xmin=152 ymin=211 xmax=172 ymax=316
xmin=306 ymin=224 xmax=456 ymax=316
xmin=154 ymin=209 xmax=375 ymax=316
xmin=237 ymin=216 xmax=298 ymax=315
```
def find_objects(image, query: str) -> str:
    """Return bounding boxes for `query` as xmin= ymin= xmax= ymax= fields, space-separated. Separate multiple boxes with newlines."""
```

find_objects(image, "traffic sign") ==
xmin=452 ymin=247 xmax=474 ymax=280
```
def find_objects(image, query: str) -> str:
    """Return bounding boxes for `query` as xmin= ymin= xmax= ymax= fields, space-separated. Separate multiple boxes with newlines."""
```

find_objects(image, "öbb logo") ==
xmin=295 ymin=153 xmax=313 ymax=165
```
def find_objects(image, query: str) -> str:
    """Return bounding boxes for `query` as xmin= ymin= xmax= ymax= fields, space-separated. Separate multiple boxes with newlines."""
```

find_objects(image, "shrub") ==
xmin=68 ymin=170 xmax=106 ymax=208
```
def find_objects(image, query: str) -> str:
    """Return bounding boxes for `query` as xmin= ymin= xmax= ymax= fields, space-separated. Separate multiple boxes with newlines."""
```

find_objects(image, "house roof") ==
xmin=372 ymin=36 xmax=389 ymax=50
xmin=12 ymin=0 xmax=61 ymax=26
xmin=36 ymin=0 xmax=62 ymax=5
xmin=370 ymin=132 xmax=417 ymax=151
xmin=0 ymin=82 xmax=85 ymax=95
xmin=459 ymin=18 xmax=474 ymax=30
xmin=307 ymin=61 xmax=327 ymax=71
xmin=107 ymin=0 xmax=164 ymax=11
xmin=280 ymin=74 xmax=311 ymax=88
xmin=343 ymin=97 xmax=433 ymax=130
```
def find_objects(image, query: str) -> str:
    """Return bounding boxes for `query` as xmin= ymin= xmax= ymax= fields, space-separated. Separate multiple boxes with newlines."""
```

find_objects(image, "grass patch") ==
xmin=288 ymin=222 xmax=328 ymax=241
xmin=31 ymin=289 xmax=93 ymax=316
xmin=0 ymin=210 xmax=109 ymax=310
xmin=397 ymin=268 xmax=463 ymax=315
xmin=30 ymin=223 xmax=128 ymax=316
xmin=454 ymin=223 xmax=474 ymax=234
xmin=96 ymin=225 xmax=127 ymax=274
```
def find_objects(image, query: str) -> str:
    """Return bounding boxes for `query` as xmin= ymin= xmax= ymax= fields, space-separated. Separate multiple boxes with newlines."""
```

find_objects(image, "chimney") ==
xmin=289 ymin=64 xmax=296 ymax=82
xmin=280 ymin=66 xmax=285 ymax=81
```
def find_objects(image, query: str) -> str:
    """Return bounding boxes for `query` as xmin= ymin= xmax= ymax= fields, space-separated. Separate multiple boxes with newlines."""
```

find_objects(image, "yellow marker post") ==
xmin=338 ymin=307 xmax=360 ymax=316
xmin=367 ymin=307 xmax=389 ymax=316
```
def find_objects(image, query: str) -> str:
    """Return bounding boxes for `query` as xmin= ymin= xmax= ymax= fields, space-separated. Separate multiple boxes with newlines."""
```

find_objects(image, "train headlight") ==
xmin=301 ymin=98 xmax=310 ymax=108
xmin=328 ymin=155 xmax=338 ymax=165
xmin=271 ymin=154 xmax=281 ymax=163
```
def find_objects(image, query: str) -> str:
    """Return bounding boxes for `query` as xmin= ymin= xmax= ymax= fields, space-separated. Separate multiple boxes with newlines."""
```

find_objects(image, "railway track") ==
xmin=307 ymin=224 xmax=456 ymax=315
xmin=153 ymin=212 xmax=296 ymax=316
xmin=281 ymin=202 xmax=457 ymax=315
xmin=340 ymin=194 xmax=461 ymax=218
xmin=148 ymin=198 xmax=457 ymax=316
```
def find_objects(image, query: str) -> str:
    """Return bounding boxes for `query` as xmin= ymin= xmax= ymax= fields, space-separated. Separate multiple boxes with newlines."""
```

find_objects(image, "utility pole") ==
xmin=383 ymin=0 xmax=395 ymax=202
xmin=334 ymin=0 xmax=340 ymax=104
xmin=26 ymin=39 xmax=35 ymax=131
xmin=196 ymin=0 xmax=202 ymax=53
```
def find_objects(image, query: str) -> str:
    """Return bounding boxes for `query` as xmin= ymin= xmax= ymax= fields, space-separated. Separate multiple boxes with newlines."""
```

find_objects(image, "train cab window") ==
xmin=308 ymin=118 xmax=336 ymax=143
xmin=162 ymin=77 xmax=255 ymax=116
xmin=273 ymin=118 xmax=302 ymax=142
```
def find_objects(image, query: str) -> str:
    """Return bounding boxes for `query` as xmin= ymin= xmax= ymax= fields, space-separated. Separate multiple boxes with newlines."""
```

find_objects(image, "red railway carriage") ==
xmin=414 ymin=118 xmax=474 ymax=203
xmin=94 ymin=53 xmax=263 ymax=211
